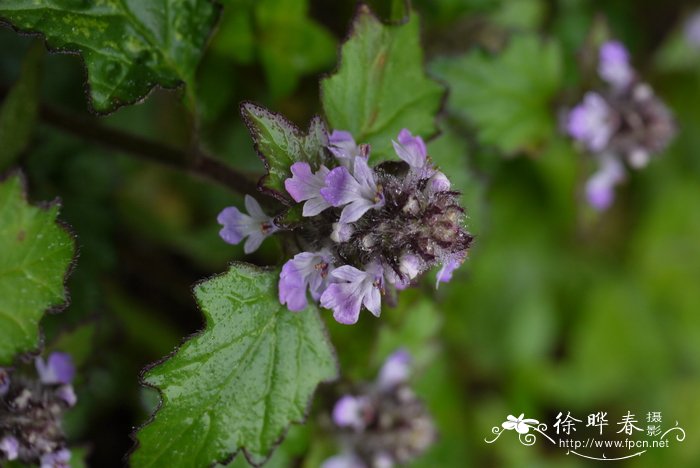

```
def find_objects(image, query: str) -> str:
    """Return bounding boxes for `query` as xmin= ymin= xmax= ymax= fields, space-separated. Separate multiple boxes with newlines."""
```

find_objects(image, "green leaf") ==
xmin=0 ymin=0 xmax=219 ymax=113
xmin=321 ymin=7 xmax=444 ymax=159
xmin=241 ymin=102 xmax=329 ymax=202
xmin=131 ymin=262 xmax=338 ymax=467
xmin=0 ymin=174 xmax=75 ymax=365
xmin=431 ymin=34 xmax=563 ymax=154
xmin=0 ymin=41 xmax=43 ymax=171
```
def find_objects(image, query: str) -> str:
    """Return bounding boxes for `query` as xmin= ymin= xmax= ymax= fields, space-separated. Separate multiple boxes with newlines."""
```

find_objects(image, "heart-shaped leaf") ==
xmin=0 ymin=173 xmax=76 ymax=365
xmin=0 ymin=0 xmax=219 ymax=113
xmin=321 ymin=7 xmax=444 ymax=160
xmin=131 ymin=262 xmax=338 ymax=467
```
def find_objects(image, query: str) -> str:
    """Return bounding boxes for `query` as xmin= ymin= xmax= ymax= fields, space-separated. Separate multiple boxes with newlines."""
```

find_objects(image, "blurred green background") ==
xmin=2 ymin=0 xmax=700 ymax=466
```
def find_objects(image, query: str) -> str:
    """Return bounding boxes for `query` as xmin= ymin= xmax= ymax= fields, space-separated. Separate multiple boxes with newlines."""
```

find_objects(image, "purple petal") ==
xmin=627 ymin=149 xmax=650 ymax=169
xmin=40 ymin=449 xmax=71 ymax=468
xmin=362 ymin=284 xmax=382 ymax=317
xmin=566 ymin=93 xmax=613 ymax=151
xmin=328 ymin=130 xmax=361 ymax=163
xmin=585 ymin=175 xmax=615 ymax=210
xmin=378 ymin=349 xmax=412 ymax=389
xmin=352 ymin=157 xmax=378 ymax=195
xmin=321 ymin=283 xmax=364 ymax=324
xmin=321 ymin=166 xmax=362 ymax=206
xmin=393 ymin=128 xmax=427 ymax=168
xmin=217 ymin=206 xmax=253 ymax=245
xmin=339 ymin=198 xmax=375 ymax=224
xmin=321 ymin=454 xmax=367 ymax=468
xmin=279 ymin=259 xmax=311 ymax=312
xmin=427 ymin=172 xmax=451 ymax=194
xmin=332 ymin=395 xmax=368 ymax=429
xmin=329 ymin=130 xmax=355 ymax=146
xmin=36 ymin=352 xmax=75 ymax=385
xmin=330 ymin=265 xmax=367 ymax=283
xmin=436 ymin=256 xmax=464 ymax=287
xmin=585 ymin=156 xmax=625 ymax=211
xmin=285 ymin=163 xmax=331 ymax=217
xmin=685 ymin=11 xmax=700 ymax=47
xmin=0 ymin=436 xmax=19 ymax=461
xmin=243 ymin=231 xmax=265 ymax=254
xmin=244 ymin=194 xmax=267 ymax=221
xmin=56 ymin=384 xmax=77 ymax=407
xmin=599 ymin=41 xmax=634 ymax=89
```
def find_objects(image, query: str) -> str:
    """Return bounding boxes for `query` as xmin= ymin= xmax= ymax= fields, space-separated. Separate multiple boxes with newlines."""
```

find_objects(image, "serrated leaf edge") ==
xmin=127 ymin=261 xmax=339 ymax=468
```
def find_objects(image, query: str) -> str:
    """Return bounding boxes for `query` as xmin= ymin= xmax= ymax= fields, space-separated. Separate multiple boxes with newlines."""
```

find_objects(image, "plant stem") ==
xmin=1 ymin=85 xmax=260 ymax=195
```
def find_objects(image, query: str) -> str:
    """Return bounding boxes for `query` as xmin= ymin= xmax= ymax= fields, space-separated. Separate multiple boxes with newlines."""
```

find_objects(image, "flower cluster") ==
xmin=322 ymin=350 xmax=436 ymax=468
xmin=218 ymin=129 xmax=473 ymax=324
xmin=566 ymin=41 xmax=676 ymax=210
xmin=0 ymin=353 xmax=77 ymax=468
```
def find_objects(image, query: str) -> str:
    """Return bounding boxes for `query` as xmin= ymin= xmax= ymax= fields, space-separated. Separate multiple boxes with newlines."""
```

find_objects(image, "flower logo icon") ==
xmin=502 ymin=414 xmax=540 ymax=434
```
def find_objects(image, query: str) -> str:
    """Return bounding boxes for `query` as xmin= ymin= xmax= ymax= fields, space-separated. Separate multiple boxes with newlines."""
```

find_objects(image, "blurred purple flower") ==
xmin=0 ymin=436 xmax=19 ymax=461
xmin=40 ymin=448 xmax=71 ymax=468
xmin=284 ymin=162 xmax=332 ymax=216
xmin=378 ymin=349 xmax=412 ymax=389
xmin=685 ymin=11 xmax=700 ymax=48
xmin=217 ymin=195 xmax=278 ymax=254
xmin=321 ymin=157 xmax=385 ymax=224
xmin=35 ymin=352 xmax=75 ymax=385
xmin=56 ymin=384 xmax=77 ymax=407
xmin=332 ymin=395 xmax=371 ymax=430
xmin=321 ymin=453 xmax=367 ymax=468
xmin=585 ymin=156 xmax=625 ymax=211
xmin=279 ymin=250 xmax=334 ymax=311
xmin=598 ymin=41 xmax=634 ymax=90
xmin=320 ymin=263 xmax=384 ymax=324
xmin=567 ymin=92 xmax=614 ymax=152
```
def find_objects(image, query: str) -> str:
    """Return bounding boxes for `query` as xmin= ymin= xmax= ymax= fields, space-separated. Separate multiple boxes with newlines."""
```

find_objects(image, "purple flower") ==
xmin=40 ymin=449 xmax=71 ymax=468
xmin=332 ymin=395 xmax=371 ymax=430
xmin=35 ymin=352 xmax=75 ymax=385
xmin=377 ymin=349 xmax=412 ymax=389
xmin=567 ymin=92 xmax=614 ymax=152
xmin=328 ymin=130 xmax=367 ymax=167
xmin=426 ymin=172 xmax=451 ymax=194
xmin=392 ymin=129 xmax=427 ymax=169
xmin=321 ymin=157 xmax=385 ymax=224
xmin=627 ymin=148 xmax=650 ymax=169
xmin=685 ymin=11 xmax=700 ymax=48
xmin=0 ymin=436 xmax=19 ymax=461
xmin=436 ymin=255 xmax=464 ymax=288
xmin=585 ymin=156 xmax=625 ymax=211
xmin=0 ymin=368 xmax=9 ymax=396
xmin=218 ymin=195 xmax=279 ymax=254
xmin=321 ymin=454 xmax=366 ymax=468
xmin=320 ymin=263 xmax=384 ymax=324
xmin=599 ymin=41 xmax=634 ymax=90
xmin=284 ymin=162 xmax=332 ymax=216
xmin=56 ymin=384 xmax=77 ymax=407
xmin=279 ymin=250 xmax=333 ymax=312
